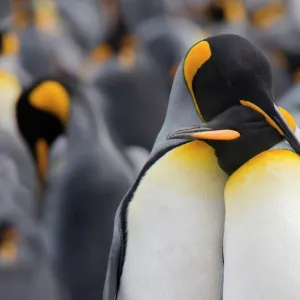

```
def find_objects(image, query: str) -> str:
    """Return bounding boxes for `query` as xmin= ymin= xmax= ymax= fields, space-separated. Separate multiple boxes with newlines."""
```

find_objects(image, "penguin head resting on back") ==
xmin=16 ymin=76 xmax=72 ymax=182
xmin=168 ymin=34 xmax=300 ymax=175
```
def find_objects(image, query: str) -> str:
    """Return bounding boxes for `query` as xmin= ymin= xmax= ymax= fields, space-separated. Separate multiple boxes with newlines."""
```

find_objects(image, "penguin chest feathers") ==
xmin=223 ymin=149 xmax=300 ymax=300
xmin=118 ymin=141 xmax=227 ymax=300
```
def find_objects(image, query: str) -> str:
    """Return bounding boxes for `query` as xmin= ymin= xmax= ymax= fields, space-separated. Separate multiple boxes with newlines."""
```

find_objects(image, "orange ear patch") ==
xmin=240 ymin=100 xmax=283 ymax=135
xmin=29 ymin=80 xmax=70 ymax=125
xmin=240 ymin=100 xmax=297 ymax=135
xmin=184 ymin=41 xmax=212 ymax=121
xmin=278 ymin=106 xmax=297 ymax=132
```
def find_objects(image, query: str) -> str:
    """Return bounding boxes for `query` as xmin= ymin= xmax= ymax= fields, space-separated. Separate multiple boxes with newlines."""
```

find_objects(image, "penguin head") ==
xmin=167 ymin=34 xmax=300 ymax=174
xmin=16 ymin=78 xmax=70 ymax=182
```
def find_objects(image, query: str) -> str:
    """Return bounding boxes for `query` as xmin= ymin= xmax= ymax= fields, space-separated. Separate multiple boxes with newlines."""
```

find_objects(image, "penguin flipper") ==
xmin=103 ymin=146 xmax=177 ymax=300
xmin=103 ymin=197 xmax=128 ymax=300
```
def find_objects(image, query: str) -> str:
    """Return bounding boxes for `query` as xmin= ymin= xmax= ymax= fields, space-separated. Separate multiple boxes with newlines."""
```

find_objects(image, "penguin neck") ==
xmin=144 ymin=141 xmax=227 ymax=192
xmin=225 ymin=141 xmax=299 ymax=199
xmin=119 ymin=141 xmax=227 ymax=300
xmin=226 ymin=126 xmax=300 ymax=190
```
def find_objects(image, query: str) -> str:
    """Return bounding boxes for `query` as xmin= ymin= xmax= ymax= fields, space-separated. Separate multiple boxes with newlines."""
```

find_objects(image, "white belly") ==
xmin=0 ymin=74 xmax=21 ymax=133
xmin=223 ymin=149 xmax=300 ymax=300
xmin=118 ymin=141 xmax=227 ymax=300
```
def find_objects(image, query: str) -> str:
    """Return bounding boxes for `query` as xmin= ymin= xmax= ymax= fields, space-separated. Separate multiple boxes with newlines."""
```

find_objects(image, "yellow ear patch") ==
xmin=29 ymin=80 xmax=70 ymax=125
xmin=2 ymin=32 xmax=20 ymax=55
xmin=184 ymin=41 xmax=212 ymax=121
xmin=278 ymin=106 xmax=297 ymax=132
xmin=240 ymin=100 xmax=297 ymax=134
xmin=240 ymin=100 xmax=283 ymax=135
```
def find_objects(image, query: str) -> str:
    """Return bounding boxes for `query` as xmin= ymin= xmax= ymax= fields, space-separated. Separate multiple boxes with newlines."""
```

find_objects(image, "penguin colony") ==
xmin=0 ymin=1 xmax=300 ymax=300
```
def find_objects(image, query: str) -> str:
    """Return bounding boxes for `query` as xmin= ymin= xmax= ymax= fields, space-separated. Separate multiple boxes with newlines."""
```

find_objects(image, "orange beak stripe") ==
xmin=191 ymin=129 xmax=240 ymax=140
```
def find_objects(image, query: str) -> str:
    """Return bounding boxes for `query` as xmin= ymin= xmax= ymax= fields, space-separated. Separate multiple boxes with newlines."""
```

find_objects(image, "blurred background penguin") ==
xmin=0 ymin=0 xmax=298 ymax=299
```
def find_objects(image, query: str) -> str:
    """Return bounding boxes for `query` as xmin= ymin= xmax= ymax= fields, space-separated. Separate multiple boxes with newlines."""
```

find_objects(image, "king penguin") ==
xmin=14 ymin=74 xmax=136 ymax=299
xmin=0 ymin=84 xmax=62 ymax=300
xmin=15 ymin=76 xmax=69 ymax=185
xmin=221 ymin=114 xmax=300 ymax=299
xmin=103 ymin=34 xmax=300 ymax=300
xmin=170 ymin=103 xmax=300 ymax=300
xmin=41 ymin=79 xmax=135 ymax=300
xmin=164 ymin=34 xmax=300 ymax=299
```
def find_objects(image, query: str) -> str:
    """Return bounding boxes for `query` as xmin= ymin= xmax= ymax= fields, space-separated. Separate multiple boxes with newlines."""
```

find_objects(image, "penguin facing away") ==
xmin=42 ymin=81 xmax=134 ymax=300
xmin=103 ymin=34 xmax=300 ymax=300
xmin=16 ymin=77 xmax=70 ymax=184
xmin=15 ymin=74 xmax=135 ymax=298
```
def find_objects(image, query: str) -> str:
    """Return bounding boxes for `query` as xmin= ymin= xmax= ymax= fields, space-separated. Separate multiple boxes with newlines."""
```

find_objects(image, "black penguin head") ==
xmin=16 ymin=77 xmax=71 ymax=181
xmin=168 ymin=34 xmax=300 ymax=174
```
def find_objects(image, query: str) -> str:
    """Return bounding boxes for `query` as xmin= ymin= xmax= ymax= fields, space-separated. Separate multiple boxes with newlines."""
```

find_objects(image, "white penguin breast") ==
xmin=223 ymin=149 xmax=300 ymax=300
xmin=0 ymin=76 xmax=21 ymax=133
xmin=118 ymin=141 xmax=227 ymax=300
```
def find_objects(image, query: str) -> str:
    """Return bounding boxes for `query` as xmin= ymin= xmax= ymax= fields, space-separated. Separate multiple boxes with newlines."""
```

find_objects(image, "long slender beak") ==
xmin=167 ymin=105 xmax=243 ymax=141
xmin=269 ymin=104 xmax=300 ymax=154
xmin=168 ymin=127 xmax=240 ymax=141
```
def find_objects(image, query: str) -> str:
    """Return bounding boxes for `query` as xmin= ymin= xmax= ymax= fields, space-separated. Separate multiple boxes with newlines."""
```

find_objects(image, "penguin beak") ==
xmin=168 ymin=105 xmax=242 ymax=141
xmin=265 ymin=104 xmax=300 ymax=155
xmin=168 ymin=101 xmax=300 ymax=156
xmin=167 ymin=126 xmax=240 ymax=141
